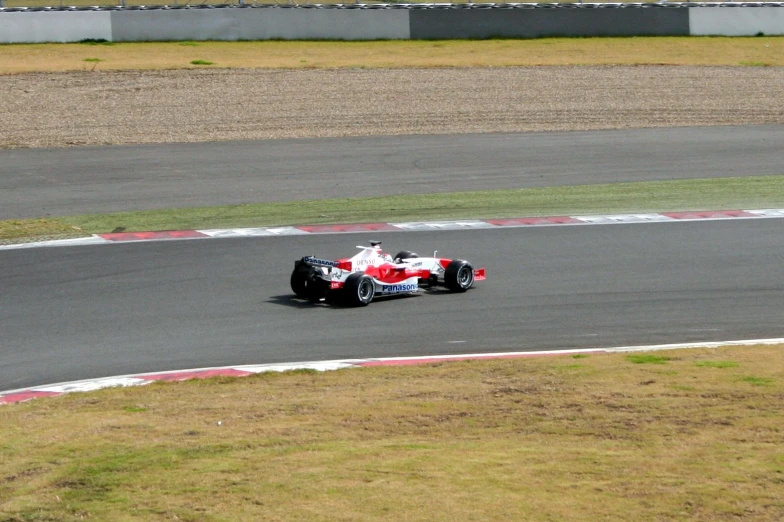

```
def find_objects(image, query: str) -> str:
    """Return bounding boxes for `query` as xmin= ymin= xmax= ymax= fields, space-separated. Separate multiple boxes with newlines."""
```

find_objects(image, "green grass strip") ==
xmin=2 ymin=175 xmax=783 ymax=241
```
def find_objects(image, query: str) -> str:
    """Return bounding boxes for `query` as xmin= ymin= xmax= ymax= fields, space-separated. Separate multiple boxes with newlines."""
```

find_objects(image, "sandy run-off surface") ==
xmin=1 ymin=65 xmax=783 ymax=149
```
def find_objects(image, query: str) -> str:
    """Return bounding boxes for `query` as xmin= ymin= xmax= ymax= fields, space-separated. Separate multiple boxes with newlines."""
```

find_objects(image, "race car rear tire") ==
xmin=393 ymin=250 xmax=419 ymax=263
xmin=290 ymin=265 xmax=310 ymax=299
xmin=342 ymin=273 xmax=375 ymax=307
xmin=444 ymin=259 xmax=474 ymax=292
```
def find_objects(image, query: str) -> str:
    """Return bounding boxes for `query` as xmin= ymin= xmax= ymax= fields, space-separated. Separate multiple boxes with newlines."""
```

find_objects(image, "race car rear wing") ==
xmin=301 ymin=255 xmax=339 ymax=268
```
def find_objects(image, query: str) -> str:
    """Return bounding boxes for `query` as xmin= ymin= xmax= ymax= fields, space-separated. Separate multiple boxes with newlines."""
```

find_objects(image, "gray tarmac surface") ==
xmin=2 ymin=220 xmax=783 ymax=391
xmin=1 ymin=125 xmax=782 ymax=219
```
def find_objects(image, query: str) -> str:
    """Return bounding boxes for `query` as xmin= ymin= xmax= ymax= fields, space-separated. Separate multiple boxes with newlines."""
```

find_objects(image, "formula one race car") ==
xmin=290 ymin=241 xmax=486 ymax=306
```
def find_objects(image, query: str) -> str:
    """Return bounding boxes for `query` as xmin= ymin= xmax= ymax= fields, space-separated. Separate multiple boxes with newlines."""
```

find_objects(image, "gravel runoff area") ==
xmin=2 ymin=65 xmax=784 ymax=149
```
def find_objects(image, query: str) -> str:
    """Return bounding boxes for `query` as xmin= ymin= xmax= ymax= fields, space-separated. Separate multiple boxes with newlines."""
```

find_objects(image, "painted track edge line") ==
xmin=0 ymin=236 xmax=110 ymax=250
xmin=2 ymin=338 xmax=783 ymax=404
xmin=604 ymin=338 xmax=784 ymax=352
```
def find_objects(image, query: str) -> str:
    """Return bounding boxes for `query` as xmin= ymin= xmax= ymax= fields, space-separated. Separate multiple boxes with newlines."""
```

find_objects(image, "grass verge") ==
xmin=0 ymin=218 xmax=86 ymax=241
xmin=2 ymin=175 xmax=782 ymax=241
xmin=1 ymin=37 xmax=783 ymax=74
xmin=1 ymin=345 xmax=782 ymax=521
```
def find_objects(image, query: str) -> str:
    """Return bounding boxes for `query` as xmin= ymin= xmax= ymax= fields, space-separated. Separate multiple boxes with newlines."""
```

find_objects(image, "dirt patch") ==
xmin=2 ymin=66 xmax=783 ymax=149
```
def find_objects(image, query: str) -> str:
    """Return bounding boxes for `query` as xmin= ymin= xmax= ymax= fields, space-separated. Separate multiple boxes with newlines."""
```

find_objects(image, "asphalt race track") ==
xmin=1 ymin=125 xmax=783 ymax=219
xmin=2 ymin=218 xmax=783 ymax=391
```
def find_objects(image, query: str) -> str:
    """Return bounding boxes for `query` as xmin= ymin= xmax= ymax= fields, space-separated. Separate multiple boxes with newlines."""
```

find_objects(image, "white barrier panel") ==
xmin=236 ymin=9 xmax=410 ymax=41
xmin=0 ymin=11 xmax=112 ymax=43
xmin=111 ymin=9 xmax=240 ymax=41
xmin=690 ymin=6 xmax=784 ymax=35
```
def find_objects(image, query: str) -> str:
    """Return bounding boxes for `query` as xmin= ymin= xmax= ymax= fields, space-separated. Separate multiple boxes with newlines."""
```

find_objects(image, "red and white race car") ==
xmin=290 ymin=241 xmax=486 ymax=306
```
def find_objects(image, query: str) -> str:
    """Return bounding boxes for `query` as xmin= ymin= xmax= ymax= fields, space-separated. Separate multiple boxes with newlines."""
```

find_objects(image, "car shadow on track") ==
xmin=267 ymin=291 xmax=452 ymax=309
xmin=266 ymin=294 xmax=328 ymax=309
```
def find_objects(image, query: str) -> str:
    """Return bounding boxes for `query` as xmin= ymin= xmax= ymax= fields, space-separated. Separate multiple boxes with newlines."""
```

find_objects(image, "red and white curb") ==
xmin=2 ymin=209 xmax=783 ymax=251
xmin=2 ymin=338 xmax=782 ymax=405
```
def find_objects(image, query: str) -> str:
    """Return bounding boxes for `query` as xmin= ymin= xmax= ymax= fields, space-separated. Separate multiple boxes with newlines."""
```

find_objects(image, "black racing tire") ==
xmin=444 ymin=259 xmax=475 ymax=292
xmin=393 ymin=250 xmax=419 ymax=263
xmin=290 ymin=265 xmax=310 ymax=299
xmin=342 ymin=273 xmax=375 ymax=307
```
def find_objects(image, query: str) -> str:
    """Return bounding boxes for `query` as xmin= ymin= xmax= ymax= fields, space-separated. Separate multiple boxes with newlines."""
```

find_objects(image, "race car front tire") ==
xmin=444 ymin=259 xmax=475 ymax=292
xmin=343 ymin=273 xmax=375 ymax=307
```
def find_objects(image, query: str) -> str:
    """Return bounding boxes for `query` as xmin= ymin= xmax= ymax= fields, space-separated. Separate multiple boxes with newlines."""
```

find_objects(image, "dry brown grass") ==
xmin=0 ymin=218 xmax=86 ymax=240
xmin=1 ymin=37 xmax=783 ymax=74
xmin=2 ymin=345 xmax=783 ymax=521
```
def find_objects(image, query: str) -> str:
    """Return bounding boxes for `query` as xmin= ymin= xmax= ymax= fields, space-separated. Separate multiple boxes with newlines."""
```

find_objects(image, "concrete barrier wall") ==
xmin=0 ymin=11 xmax=111 ymax=43
xmin=111 ymin=9 xmax=239 ymax=42
xmin=409 ymin=8 xmax=690 ymax=39
xmin=1 ymin=6 xmax=783 ymax=44
xmin=690 ymin=6 xmax=784 ymax=35
xmin=237 ymin=9 xmax=410 ymax=40
xmin=110 ymin=8 xmax=409 ymax=42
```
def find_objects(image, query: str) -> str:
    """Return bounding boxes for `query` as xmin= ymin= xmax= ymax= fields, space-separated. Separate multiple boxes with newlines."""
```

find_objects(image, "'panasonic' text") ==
xmin=381 ymin=284 xmax=418 ymax=294
xmin=304 ymin=256 xmax=339 ymax=267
